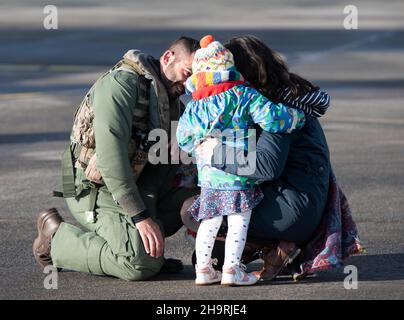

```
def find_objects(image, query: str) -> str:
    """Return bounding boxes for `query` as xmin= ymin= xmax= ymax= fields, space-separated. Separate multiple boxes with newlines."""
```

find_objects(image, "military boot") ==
xmin=33 ymin=208 xmax=64 ymax=268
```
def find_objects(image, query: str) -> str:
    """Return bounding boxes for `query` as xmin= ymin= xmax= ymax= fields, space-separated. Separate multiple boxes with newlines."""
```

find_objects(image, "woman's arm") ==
xmin=278 ymin=88 xmax=331 ymax=118
xmin=247 ymin=88 xmax=305 ymax=133
xmin=199 ymin=130 xmax=292 ymax=182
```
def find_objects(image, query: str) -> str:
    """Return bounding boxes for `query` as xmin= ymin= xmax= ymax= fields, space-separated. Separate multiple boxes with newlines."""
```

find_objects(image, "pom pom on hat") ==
xmin=192 ymin=35 xmax=234 ymax=73
xmin=200 ymin=35 xmax=215 ymax=48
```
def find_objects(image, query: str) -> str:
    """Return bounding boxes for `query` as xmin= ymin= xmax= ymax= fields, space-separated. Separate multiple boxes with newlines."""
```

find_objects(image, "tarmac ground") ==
xmin=1 ymin=0 xmax=404 ymax=300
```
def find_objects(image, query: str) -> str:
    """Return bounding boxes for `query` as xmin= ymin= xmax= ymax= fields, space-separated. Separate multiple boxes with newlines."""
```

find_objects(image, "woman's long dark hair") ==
xmin=225 ymin=35 xmax=318 ymax=102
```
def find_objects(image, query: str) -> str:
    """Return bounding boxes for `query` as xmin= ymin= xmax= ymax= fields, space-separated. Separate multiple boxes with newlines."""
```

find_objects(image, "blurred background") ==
xmin=1 ymin=0 xmax=404 ymax=299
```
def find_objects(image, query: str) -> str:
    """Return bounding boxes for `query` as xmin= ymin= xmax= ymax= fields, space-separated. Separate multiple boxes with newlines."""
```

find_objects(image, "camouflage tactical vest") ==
xmin=70 ymin=58 xmax=152 ymax=181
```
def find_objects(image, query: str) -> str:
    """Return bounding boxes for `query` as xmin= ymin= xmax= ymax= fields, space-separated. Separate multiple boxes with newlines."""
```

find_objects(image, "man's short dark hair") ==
xmin=168 ymin=36 xmax=200 ymax=54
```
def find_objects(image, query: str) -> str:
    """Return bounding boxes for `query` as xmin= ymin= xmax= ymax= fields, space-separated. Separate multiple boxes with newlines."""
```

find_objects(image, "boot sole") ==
xmin=33 ymin=237 xmax=51 ymax=268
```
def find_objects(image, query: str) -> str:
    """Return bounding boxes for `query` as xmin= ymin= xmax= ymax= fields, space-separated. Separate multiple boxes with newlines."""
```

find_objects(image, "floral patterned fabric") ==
xmin=293 ymin=167 xmax=365 ymax=277
xmin=187 ymin=187 xmax=264 ymax=221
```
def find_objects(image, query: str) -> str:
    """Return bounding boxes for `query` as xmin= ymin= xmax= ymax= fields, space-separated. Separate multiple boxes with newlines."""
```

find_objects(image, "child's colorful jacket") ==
xmin=176 ymin=70 xmax=305 ymax=190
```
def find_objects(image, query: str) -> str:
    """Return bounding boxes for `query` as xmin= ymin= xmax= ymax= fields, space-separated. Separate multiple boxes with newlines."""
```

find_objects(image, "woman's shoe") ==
xmin=241 ymin=240 xmax=278 ymax=265
xmin=240 ymin=241 xmax=265 ymax=265
xmin=221 ymin=263 xmax=259 ymax=286
xmin=195 ymin=259 xmax=222 ymax=285
xmin=253 ymin=240 xmax=301 ymax=281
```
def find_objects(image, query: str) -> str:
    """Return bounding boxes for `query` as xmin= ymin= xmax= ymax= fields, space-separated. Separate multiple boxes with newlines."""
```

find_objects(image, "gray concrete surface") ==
xmin=0 ymin=0 xmax=404 ymax=300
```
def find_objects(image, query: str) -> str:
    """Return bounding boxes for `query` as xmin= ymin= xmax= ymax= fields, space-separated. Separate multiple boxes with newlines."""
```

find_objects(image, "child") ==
xmin=176 ymin=35 xmax=305 ymax=286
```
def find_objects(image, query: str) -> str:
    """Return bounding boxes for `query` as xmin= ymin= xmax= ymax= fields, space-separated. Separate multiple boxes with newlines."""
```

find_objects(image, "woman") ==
xmin=181 ymin=35 xmax=363 ymax=281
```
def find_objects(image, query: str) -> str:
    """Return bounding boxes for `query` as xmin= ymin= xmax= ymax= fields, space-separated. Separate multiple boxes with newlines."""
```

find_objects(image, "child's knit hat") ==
xmin=192 ymin=35 xmax=235 ymax=73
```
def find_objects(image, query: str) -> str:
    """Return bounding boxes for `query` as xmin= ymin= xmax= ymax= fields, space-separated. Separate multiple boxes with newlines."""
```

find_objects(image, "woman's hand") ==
xmin=85 ymin=153 xmax=103 ymax=184
xmin=195 ymin=137 xmax=220 ymax=162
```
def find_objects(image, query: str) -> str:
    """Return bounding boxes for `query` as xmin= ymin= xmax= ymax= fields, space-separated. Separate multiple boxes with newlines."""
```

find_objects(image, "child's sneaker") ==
xmin=195 ymin=259 xmax=222 ymax=285
xmin=221 ymin=263 xmax=259 ymax=286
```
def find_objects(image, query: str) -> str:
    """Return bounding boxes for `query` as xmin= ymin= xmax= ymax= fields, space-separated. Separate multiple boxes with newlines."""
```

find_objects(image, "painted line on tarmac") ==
xmin=0 ymin=64 xmax=104 ymax=73
xmin=325 ymin=116 xmax=404 ymax=125
xmin=293 ymin=30 xmax=397 ymax=64
xmin=0 ymin=219 xmax=21 ymax=223
xmin=19 ymin=150 xmax=63 ymax=161
xmin=0 ymin=92 xmax=45 ymax=99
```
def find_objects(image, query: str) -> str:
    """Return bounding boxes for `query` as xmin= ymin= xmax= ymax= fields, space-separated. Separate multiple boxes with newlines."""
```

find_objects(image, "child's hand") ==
xmin=195 ymin=137 xmax=220 ymax=162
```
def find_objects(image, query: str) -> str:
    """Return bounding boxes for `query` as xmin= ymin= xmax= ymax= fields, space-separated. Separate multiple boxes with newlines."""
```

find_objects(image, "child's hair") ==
xmin=225 ymin=35 xmax=318 ymax=102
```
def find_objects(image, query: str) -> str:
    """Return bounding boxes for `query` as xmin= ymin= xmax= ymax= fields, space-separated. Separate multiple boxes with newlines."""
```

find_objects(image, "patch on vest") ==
xmin=70 ymin=60 xmax=152 ymax=179
xmin=72 ymin=94 xmax=95 ymax=149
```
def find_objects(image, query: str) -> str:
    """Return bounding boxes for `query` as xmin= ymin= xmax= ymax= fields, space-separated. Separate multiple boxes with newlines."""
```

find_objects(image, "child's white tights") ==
xmin=195 ymin=211 xmax=251 ymax=268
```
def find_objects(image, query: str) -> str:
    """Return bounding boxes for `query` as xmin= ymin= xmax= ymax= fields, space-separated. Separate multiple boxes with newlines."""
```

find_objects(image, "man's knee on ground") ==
xmin=118 ymin=255 xmax=164 ymax=281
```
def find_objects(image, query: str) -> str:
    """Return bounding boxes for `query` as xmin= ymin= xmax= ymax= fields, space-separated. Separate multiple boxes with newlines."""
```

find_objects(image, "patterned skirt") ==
xmin=188 ymin=187 xmax=264 ymax=221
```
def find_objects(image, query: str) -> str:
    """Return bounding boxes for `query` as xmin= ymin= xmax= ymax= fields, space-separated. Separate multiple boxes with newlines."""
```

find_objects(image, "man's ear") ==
xmin=161 ymin=50 xmax=175 ymax=67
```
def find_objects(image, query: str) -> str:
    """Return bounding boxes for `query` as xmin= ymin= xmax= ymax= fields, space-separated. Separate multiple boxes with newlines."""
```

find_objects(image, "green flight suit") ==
xmin=50 ymin=66 xmax=198 ymax=281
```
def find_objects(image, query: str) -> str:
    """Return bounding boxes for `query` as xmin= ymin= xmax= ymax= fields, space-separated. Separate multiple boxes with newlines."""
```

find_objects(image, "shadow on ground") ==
xmin=151 ymin=253 xmax=404 ymax=285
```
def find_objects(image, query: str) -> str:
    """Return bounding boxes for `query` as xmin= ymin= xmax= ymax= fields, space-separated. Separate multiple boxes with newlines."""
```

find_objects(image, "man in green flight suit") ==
xmin=33 ymin=37 xmax=200 ymax=281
